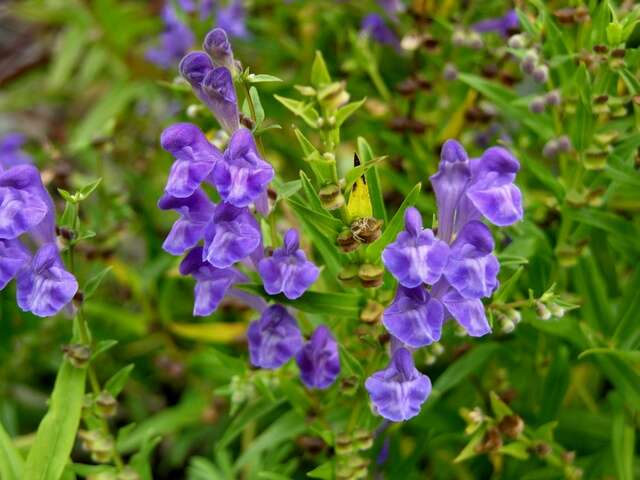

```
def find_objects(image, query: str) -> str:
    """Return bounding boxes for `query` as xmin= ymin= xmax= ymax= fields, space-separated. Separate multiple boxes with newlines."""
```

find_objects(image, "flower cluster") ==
xmin=159 ymin=29 xmax=339 ymax=390
xmin=0 ymin=133 xmax=78 ymax=317
xmin=365 ymin=140 xmax=523 ymax=421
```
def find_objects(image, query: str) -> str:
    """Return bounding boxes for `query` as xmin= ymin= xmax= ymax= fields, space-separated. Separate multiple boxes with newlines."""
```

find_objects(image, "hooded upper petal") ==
xmin=365 ymin=348 xmax=431 ymax=422
xmin=382 ymin=286 xmax=444 ymax=347
xmin=201 ymin=66 xmax=240 ymax=133
xmin=248 ymin=304 xmax=303 ymax=369
xmin=296 ymin=325 xmax=340 ymax=389
xmin=158 ymin=189 xmax=215 ymax=255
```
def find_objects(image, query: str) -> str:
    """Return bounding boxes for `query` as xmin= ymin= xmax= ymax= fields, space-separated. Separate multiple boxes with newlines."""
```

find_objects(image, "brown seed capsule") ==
xmin=594 ymin=94 xmax=609 ymax=104
xmin=378 ymin=331 xmax=391 ymax=346
xmin=593 ymin=44 xmax=608 ymax=54
xmin=476 ymin=427 xmax=503 ymax=453
xmin=358 ymin=264 xmax=384 ymax=288
xmin=318 ymin=184 xmax=345 ymax=210
xmin=554 ymin=8 xmax=576 ymax=24
xmin=340 ymin=375 xmax=359 ymax=395
xmin=561 ymin=450 xmax=576 ymax=464
xmin=611 ymin=48 xmax=626 ymax=58
xmin=422 ymin=35 xmax=439 ymax=51
xmin=360 ymin=299 xmax=384 ymax=324
xmin=239 ymin=113 xmax=254 ymax=130
xmin=573 ymin=6 xmax=590 ymax=23
xmin=63 ymin=343 xmax=91 ymax=368
xmin=350 ymin=217 xmax=383 ymax=244
xmin=532 ymin=442 xmax=552 ymax=457
xmin=396 ymin=78 xmax=419 ymax=96
xmin=498 ymin=414 xmax=524 ymax=439
xmin=296 ymin=435 xmax=326 ymax=455
xmin=338 ymin=264 xmax=360 ymax=286
xmin=337 ymin=230 xmax=360 ymax=253
xmin=96 ymin=391 xmax=117 ymax=418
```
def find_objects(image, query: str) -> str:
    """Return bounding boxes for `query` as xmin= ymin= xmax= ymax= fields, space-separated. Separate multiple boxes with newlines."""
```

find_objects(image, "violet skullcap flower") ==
xmin=160 ymin=123 xmax=223 ymax=198
xmin=0 ymin=133 xmax=32 ymax=170
xmin=258 ymin=229 xmax=320 ymax=300
xmin=0 ymin=165 xmax=50 ymax=240
xmin=180 ymin=247 xmax=248 ymax=316
xmin=212 ymin=128 xmax=274 ymax=208
xmin=441 ymin=288 xmax=491 ymax=337
xmin=202 ymin=202 xmax=261 ymax=268
xmin=0 ymin=238 xmax=30 ymax=289
xmin=382 ymin=207 xmax=449 ymax=287
xmin=203 ymin=28 xmax=236 ymax=72
xmin=179 ymin=51 xmax=214 ymax=87
xmin=382 ymin=286 xmax=444 ymax=348
xmin=146 ymin=5 xmax=195 ymax=70
xmin=361 ymin=14 xmax=400 ymax=49
xmin=296 ymin=325 xmax=340 ymax=389
xmin=247 ymin=304 xmax=303 ymax=369
xmin=365 ymin=347 xmax=431 ymax=422
xmin=16 ymin=243 xmax=78 ymax=317
xmin=201 ymin=66 xmax=240 ymax=134
xmin=472 ymin=10 xmax=519 ymax=38
xmin=158 ymin=189 xmax=216 ymax=255
xmin=444 ymin=221 xmax=499 ymax=299
xmin=216 ymin=0 xmax=249 ymax=39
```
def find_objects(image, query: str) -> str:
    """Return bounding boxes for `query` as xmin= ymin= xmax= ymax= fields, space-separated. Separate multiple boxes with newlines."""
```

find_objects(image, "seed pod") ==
xmin=319 ymin=184 xmax=345 ymax=210
xmin=358 ymin=264 xmax=384 ymax=288
xmin=335 ymin=433 xmax=354 ymax=456
xmin=353 ymin=429 xmax=374 ymax=451
xmin=96 ymin=391 xmax=117 ymax=418
xmin=63 ymin=344 xmax=91 ymax=368
xmin=498 ymin=414 xmax=524 ymax=438
xmin=360 ymin=299 xmax=384 ymax=324
xmin=475 ymin=427 xmax=502 ymax=453
xmin=350 ymin=217 xmax=383 ymax=244
xmin=337 ymin=230 xmax=360 ymax=253
xmin=593 ymin=44 xmax=608 ymax=54
xmin=611 ymin=48 xmax=626 ymax=59
xmin=532 ymin=442 xmax=552 ymax=457
xmin=554 ymin=8 xmax=576 ymax=24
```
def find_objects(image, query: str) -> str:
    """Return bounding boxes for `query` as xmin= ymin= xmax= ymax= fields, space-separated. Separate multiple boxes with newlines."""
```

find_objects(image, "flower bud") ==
xmin=545 ymin=90 xmax=562 ymax=106
xmin=535 ymin=301 xmax=551 ymax=320
xmin=358 ymin=264 xmax=384 ymax=288
xmin=498 ymin=414 xmax=524 ymax=438
xmin=203 ymin=28 xmax=236 ymax=73
xmin=533 ymin=65 xmax=549 ymax=83
xmin=350 ymin=217 xmax=383 ymax=244
xmin=475 ymin=427 xmax=502 ymax=453
xmin=468 ymin=32 xmax=484 ymax=50
xmin=520 ymin=50 xmax=538 ymax=75
xmin=63 ymin=344 xmax=91 ymax=368
xmin=529 ymin=97 xmax=546 ymax=113
xmin=337 ymin=230 xmax=360 ymax=253
xmin=507 ymin=34 xmax=527 ymax=49
xmin=318 ymin=184 xmax=345 ymax=210
xmin=353 ymin=429 xmax=374 ymax=451
xmin=549 ymin=303 xmax=565 ymax=318
xmin=452 ymin=29 xmax=466 ymax=47
xmin=443 ymin=63 xmax=458 ymax=81
xmin=317 ymin=81 xmax=350 ymax=111
xmin=542 ymin=139 xmax=559 ymax=159
xmin=96 ymin=391 xmax=117 ymax=418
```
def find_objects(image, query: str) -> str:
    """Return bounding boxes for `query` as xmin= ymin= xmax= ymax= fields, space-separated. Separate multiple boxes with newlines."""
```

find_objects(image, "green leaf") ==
xmin=357 ymin=137 xmax=387 ymax=224
xmin=24 ymin=359 xmax=86 ymax=480
xmin=90 ymin=339 xmax=118 ymax=361
xmin=612 ymin=405 xmax=635 ymax=480
xmin=310 ymin=51 xmax=331 ymax=88
xmin=292 ymin=126 xmax=319 ymax=158
xmin=0 ymin=420 xmax=23 ymax=480
xmin=365 ymin=183 xmax=421 ymax=261
xmin=286 ymin=198 xmax=343 ymax=237
xmin=216 ymin=398 xmax=284 ymax=451
xmin=79 ymin=178 xmax=102 ymax=200
xmin=338 ymin=344 xmax=365 ymax=378
xmin=274 ymin=95 xmax=320 ymax=128
xmin=247 ymin=74 xmax=283 ymax=83
xmin=306 ymin=461 xmax=334 ymax=479
xmin=104 ymin=364 xmax=134 ymax=397
xmin=499 ymin=442 xmax=530 ymax=460
xmin=335 ymin=98 xmax=366 ymax=127
xmin=453 ymin=427 xmax=485 ymax=463
xmin=539 ymin=346 xmax=570 ymax=422
xmin=489 ymin=391 xmax=513 ymax=420
xmin=249 ymin=86 xmax=265 ymax=128
xmin=130 ymin=436 xmax=161 ymax=480
xmin=271 ymin=178 xmax=302 ymax=200
xmin=299 ymin=171 xmax=323 ymax=211
xmin=578 ymin=348 xmax=640 ymax=364
xmin=83 ymin=266 xmax=112 ymax=300
xmin=49 ymin=25 xmax=88 ymax=91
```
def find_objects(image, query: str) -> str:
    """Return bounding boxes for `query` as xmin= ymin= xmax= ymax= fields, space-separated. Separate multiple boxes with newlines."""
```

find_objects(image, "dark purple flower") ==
xmin=212 ymin=128 xmax=274 ymax=208
xmin=247 ymin=304 xmax=303 ymax=369
xmin=365 ymin=348 xmax=431 ymax=422
xmin=146 ymin=4 xmax=195 ymax=69
xmin=180 ymin=246 xmax=247 ymax=316
xmin=0 ymin=165 xmax=50 ymax=240
xmin=440 ymin=287 xmax=491 ymax=337
xmin=202 ymin=202 xmax=261 ymax=268
xmin=443 ymin=221 xmax=499 ymax=299
xmin=296 ymin=325 xmax=340 ymax=389
xmin=179 ymin=51 xmax=214 ymax=87
xmin=382 ymin=207 xmax=449 ymax=288
xmin=361 ymin=14 xmax=399 ymax=49
xmin=160 ymin=123 xmax=223 ymax=198
xmin=472 ymin=10 xmax=519 ymax=38
xmin=0 ymin=133 xmax=32 ymax=170
xmin=203 ymin=28 xmax=236 ymax=72
xmin=201 ymin=66 xmax=240 ymax=134
xmin=16 ymin=243 xmax=78 ymax=318
xmin=158 ymin=189 xmax=216 ymax=255
xmin=382 ymin=286 xmax=444 ymax=348
xmin=217 ymin=0 xmax=248 ymax=39
xmin=0 ymin=238 xmax=30 ymax=289
xmin=258 ymin=229 xmax=319 ymax=300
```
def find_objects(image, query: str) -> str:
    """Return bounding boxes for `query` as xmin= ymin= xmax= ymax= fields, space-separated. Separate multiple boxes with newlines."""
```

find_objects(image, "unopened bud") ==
xmin=536 ymin=301 xmax=552 ymax=320
xmin=431 ymin=342 xmax=444 ymax=356
xmin=443 ymin=63 xmax=458 ymax=81
xmin=543 ymin=139 xmax=559 ymax=159
xmin=476 ymin=427 xmax=502 ymax=453
xmin=498 ymin=414 xmax=524 ymax=438
xmin=96 ymin=391 xmax=117 ymax=418
xmin=545 ymin=90 xmax=562 ymax=106
xmin=318 ymin=184 xmax=345 ymax=210
xmin=549 ymin=303 xmax=565 ymax=318
xmin=533 ymin=65 xmax=549 ymax=83
xmin=562 ymin=451 xmax=576 ymax=464
xmin=452 ymin=29 xmax=466 ymax=47
xmin=358 ymin=264 xmax=384 ymax=288
xmin=507 ymin=34 xmax=526 ymax=49
xmin=557 ymin=135 xmax=572 ymax=152
xmin=63 ymin=344 xmax=91 ymax=368
xmin=360 ymin=299 xmax=384 ymax=324
xmin=350 ymin=217 xmax=383 ymax=244
xmin=337 ymin=230 xmax=359 ymax=253
xmin=335 ymin=433 xmax=354 ymax=456
xmin=186 ymin=104 xmax=201 ymax=118
xmin=468 ymin=32 xmax=484 ymax=50
xmin=529 ymin=97 xmax=546 ymax=113
xmin=520 ymin=50 xmax=538 ymax=75
xmin=532 ymin=442 xmax=552 ymax=457
xmin=507 ymin=309 xmax=522 ymax=324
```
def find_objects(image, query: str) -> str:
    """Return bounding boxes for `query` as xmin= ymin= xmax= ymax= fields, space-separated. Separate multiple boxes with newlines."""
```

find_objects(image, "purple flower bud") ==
xmin=296 ymin=325 xmax=340 ymax=389
xmin=361 ymin=14 xmax=400 ymax=49
xmin=545 ymin=90 xmax=562 ymax=106
xmin=16 ymin=243 xmax=78 ymax=317
xmin=378 ymin=0 xmax=405 ymax=21
xmin=258 ymin=229 xmax=319 ymax=299
xmin=382 ymin=207 xmax=449 ymax=287
xmin=533 ymin=65 xmax=549 ymax=83
xmin=160 ymin=123 xmax=223 ymax=198
xmin=212 ymin=128 xmax=274 ymax=208
xmin=472 ymin=10 xmax=519 ymax=38
xmin=557 ymin=135 xmax=572 ymax=152
xmin=443 ymin=63 xmax=458 ymax=81
xmin=217 ymin=0 xmax=248 ymax=39
xmin=0 ymin=165 xmax=50 ymax=240
xmin=158 ymin=189 xmax=216 ymax=255
xmin=203 ymin=28 xmax=236 ymax=72
xmin=248 ymin=304 xmax=303 ymax=369
xmin=382 ymin=286 xmax=444 ymax=347
xmin=202 ymin=202 xmax=261 ymax=268
xmin=146 ymin=5 xmax=195 ymax=70
xmin=444 ymin=221 xmax=499 ymax=299
xmin=520 ymin=50 xmax=538 ymax=75
xmin=529 ymin=96 xmax=546 ymax=113
xmin=365 ymin=348 xmax=431 ymax=422
xmin=180 ymin=247 xmax=248 ymax=316
xmin=441 ymin=288 xmax=491 ymax=337
xmin=0 ymin=238 xmax=30 ymax=289
xmin=0 ymin=133 xmax=32 ymax=171
xmin=201 ymin=66 xmax=240 ymax=133
xmin=542 ymin=139 xmax=559 ymax=158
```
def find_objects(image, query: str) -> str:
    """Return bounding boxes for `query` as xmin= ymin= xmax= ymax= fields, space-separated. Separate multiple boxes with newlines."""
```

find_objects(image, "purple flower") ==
xmin=202 ymin=202 xmax=261 ymax=268
xmin=199 ymin=0 xmax=216 ymax=19
xmin=0 ymin=133 xmax=32 ymax=170
xmin=382 ymin=286 xmax=444 ymax=348
xmin=296 ymin=325 xmax=340 ymax=389
xmin=201 ymin=67 xmax=240 ymax=134
xmin=0 ymin=165 xmax=50 ymax=240
xmin=0 ymin=238 xmax=30 ymax=289
xmin=16 ymin=243 xmax=78 ymax=318
xmin=365 ymin=348 xmax=431 ymax=422
xmin=160 ymin=123 xmax=223 ymax=198
xmin=440 ymin=287 xmax=491 ymax=337
xmin=180 ymin=247 xmax=247 ymax=316
xmin=361 ymin=14 xmax=399 ymax=49
xmin=443 ymin=221 xmax=499 ymax=299
xmin=382 ymin=207 xmax=449 ymax=288
xmin=203 ymin=28 xmax=236 ymax=72
xmin=258 ymin=229 xmax=319 ymax=300
xmin=212 ymin=128 xmax=274 ymax=208
xmin=472 ymin=10 xmax=519 ymax=38
xmin=217 ymin=0 xmax=248 ymax=39
xmin=158 ymin=189 xmax=216 ymax=255
xmin=378 ymin=0 xmax=405 ymax=22
xmin=146 ymin=4 xmax=195 ymax=69
xmin=247 ymin=304 xmax=303 ymax=369
xmin=179 ymin=51 xmax=214 ymax=87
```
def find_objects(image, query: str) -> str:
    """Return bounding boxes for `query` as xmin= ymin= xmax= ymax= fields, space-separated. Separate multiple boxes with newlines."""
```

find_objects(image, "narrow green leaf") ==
xmin=129 ymin=436 xmax=161 ymax=480
xmin=310 ymin=51 xmax=331 ymax=88
xmin=612 ymin=406 xmax=635 ymax=480
xmin=83 ymin=266 xmax=112 ymax=300
xmin=90 ymin=339 xmax=118 ymax=361
xmin=286 ymin=198 xmax=343 ymax=237
xmin=216 ymin=398 xmax=284 ymax=451
xmin=0 ymin=420 xmax=23 ymax=480
xmin=24 ymin=359 xmax=87 ymax=480
xmin=306 ymin=461 xmax=334 ymax=479
xmin=49 ymin=25 xmax=88 ymax=90
xmin=299 ymin=171 xmax=323 ymax=211
xmin=274 ymin=95 xmax=320 ymax=128
xmin=247 ymin=74 xmax=283 ymax=83
xmin=249 ymin=86 xmax=265 ymax=128
xmin=105 ymin=364 xmax=134 ymax=397
xmin=431 ymin=343 xmax=499 ymax=398
xmin=335 ymin=98 xmax=366 ymax=127
xmin=578 ymin=348 xmax=640 ymax=363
